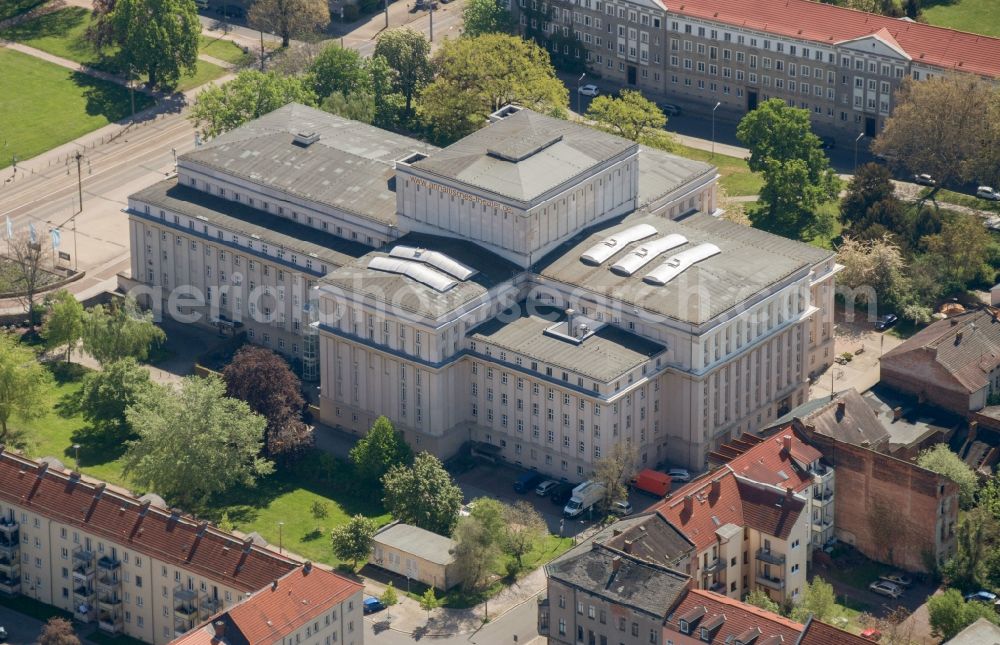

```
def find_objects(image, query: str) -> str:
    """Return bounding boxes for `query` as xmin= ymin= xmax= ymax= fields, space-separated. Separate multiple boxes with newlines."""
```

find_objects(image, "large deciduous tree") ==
xmin=462 ymin=0 xmax=513 ymax=38
xmin=917 ymin=444 xmax=979 ymax=509
xmin=36 ymin=618 xmax=81 ymax=645
xmin=349 ymin=416 xmax=413 ymax=487
xmin=123 ymin=375 xmax=273 ymax=507
xmin=835 ymin=235 xmax=910 ymax=313
xmin=109 ymin=0 xmax=200 ymax=89
xmin=189 ymin=70 xmax=316 ymax=138
xmin=42 ymin=290 xmax=84 ymax=362
xmin=503 ymin=500 xmax=546 ymax=569
xmin=586 ymin=90 xmax=676 ymax=151
xmin=382 ymin=452 xmax=462 ymax=535
xmin=736 ymin=99 xmax=839 ymax=240
xmin=374 ymin=28 xmax=431 ymax=115
xmin=0 ymin=332 xmax=52 ymax=446
xmin=248 ymin=0 xmax=330 ymax=48
xmin=928 ymin=588 xmax=1000 ymax=640
xmin=920 ymin=213 xmax=995 ymax=295
xmin=790 ymin=576 xmax=839 ymax=623
xmin=592 ymin=443 xmax=636 ymax=516
xmin=330 ymin=514 xmax=377 ymax=570
xmin=873 ymin=75 xmax=1000 ymax=190
xmin=452 ymin=513 xmax=501 ymax=592
xmin=75 ymin=358 xmax=153 ymax=443
xmin=8 ymin=228 xmax=52 ymax=327
xmin=840 ymin=162 xmax=909 ymax=242
xmin=223 ymin=345 xmax=311 ymax=460
xmin=81 ymin=297 xmax=165 ymax=366
xmin=418 ymin=33 xmax=568 ymax=143
xmin=308 ymin=44 xmax=368 ymax=100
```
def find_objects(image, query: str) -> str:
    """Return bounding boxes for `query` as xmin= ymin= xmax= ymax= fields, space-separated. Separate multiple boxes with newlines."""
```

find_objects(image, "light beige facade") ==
xmin=370 ymin=523 xmax=459 ymax=590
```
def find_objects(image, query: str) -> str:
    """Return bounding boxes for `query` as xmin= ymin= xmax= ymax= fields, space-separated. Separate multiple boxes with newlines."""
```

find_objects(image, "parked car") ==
xmin=216 ymin=4 xmax=245 ymax=19
xmin=0 ymin=625 xmax=7 ymax=643
xmin=964 ymin=590 xmax=998 ymax=603
xmin=610 ymin=500 xmax=633 ymax=516
xmin=550 ymin=483 xmax=575 ymax=506
xmin=536 ymin=480 xmax=559 ymax=496
xmin=869 ymin=580 xmax=903 ymax=599
xmin=977 ymin=186 xmax=1000 ymax=201
xmin=913 ymin=173 xmax=936 ymax=186
xmin=819 ymin=136 xmax=836 ymax=150
xmin=194 ymin=0 xmax=209 ymax=9
xmin=880 ymin=573 xmax=912 ymax=587
xmin=875 ymin=313 xmax=898 ymax=331
xmin=514 ymin=471 xmax=544 ymax=494
xmin=578 ymin=84 xmax=600 ymax=96
xmin=363 ymin=597 xmax=385 ymax=614
xmin=459 ymin=501 xmax=476 ymax=517
xmin=860 ymin=628 xmax=882 ymax=642
xmin=667 ymin=468 xmax=691 ymax=483
xmin=659 ymin=103 xmax=682 ymax=116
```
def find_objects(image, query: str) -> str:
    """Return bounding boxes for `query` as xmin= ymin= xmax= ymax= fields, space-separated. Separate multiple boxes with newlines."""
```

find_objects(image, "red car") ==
xmin=861 ymin=628 xmax=882 ymax=642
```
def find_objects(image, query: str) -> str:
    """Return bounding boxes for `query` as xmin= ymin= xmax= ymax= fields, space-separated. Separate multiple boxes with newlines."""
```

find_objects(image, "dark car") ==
xmin=658 ymin=103 xmax=682 ymax=117
xmin=819 ymin=136 xmax=836 ymax=150
xmin=363 ymin=596 xmax=385 ymax=614
xmin=875 ymin=314 xmax=898 ymax=331
xmin=513 ymin=471 xmax=544 ymax=494
xmin=550 ymin=483 xmax=575 ymax=506
xmin=0 ymin=626 xmax=7 ymax=643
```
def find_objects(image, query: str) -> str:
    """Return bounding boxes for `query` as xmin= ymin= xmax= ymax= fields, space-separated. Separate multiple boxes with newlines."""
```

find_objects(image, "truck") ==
xmin=563 ymin=481 xmax=606 ymax=518
xmin=631 ymin=468 xmax=672 ymax=497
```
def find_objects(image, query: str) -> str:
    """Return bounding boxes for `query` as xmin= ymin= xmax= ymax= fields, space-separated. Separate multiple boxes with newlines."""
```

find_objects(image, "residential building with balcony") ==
xmin=514 ymin=0 xmax=1000 ymax=144
xmin=0 ymin=447 xmax=361 ymax=645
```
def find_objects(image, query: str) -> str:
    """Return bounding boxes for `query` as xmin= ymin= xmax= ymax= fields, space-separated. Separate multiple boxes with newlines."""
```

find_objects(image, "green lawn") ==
xmin=199 ymin=35 xmax=251 ymax=65
xmin=919 ymin=187 xmax=1000 ymax=214
xmin=175 ymin=59 xmax=227 ymax=92
xmin=924 ymin=0 xmax=1000 ymax=38
xmin=675 ymin=143 xmax=763 ymax=197
xmin=0 ymin=0 xmax=47 ymax=22
xmin=808 ymin=201 xmax=844 ymax=250
xmin=0 ymin=48 xmax=153 ymax=170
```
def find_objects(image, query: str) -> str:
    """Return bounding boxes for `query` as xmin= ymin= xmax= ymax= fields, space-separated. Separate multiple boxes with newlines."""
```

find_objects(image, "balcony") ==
xmin=703 ymin=558 xmax=727 ymax=574
xmin=0 ymin=574 xmax=20 ymax=595
xmin=0 ymin=554 xmax=19 ymax=577
xmin=812 ymin=489 xmax=834 ymax=504
xmin=98 ymin=608 xmax=123 ymax=634
xmin=756 ymin=574 xmax=785 ymax=591
xmin=98 ymin=589 xmax=122 ymax=608
xmin=97 ymin=555 xmax=121 ymax=573
xmin=199 ymin=595 xmax=221 ymax=618
xmin=72 ymin=548 xmax=95 ymax=581
xmin=709 ymin=581 xmax=727 ymax=593
xmin=755 ymin=549 xmax=786 ymax=565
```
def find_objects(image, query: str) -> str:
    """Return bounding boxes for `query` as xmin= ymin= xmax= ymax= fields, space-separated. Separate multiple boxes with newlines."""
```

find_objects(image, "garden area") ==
xmin=923 ymin=0 xmax=1000 ymax=38
xmin=675 ymin=143 xmax=764 ymax=197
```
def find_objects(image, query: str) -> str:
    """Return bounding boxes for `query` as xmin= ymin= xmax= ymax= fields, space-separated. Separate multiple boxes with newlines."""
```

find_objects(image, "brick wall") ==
xmin=880 ymin=352 xmax=972 ymax=414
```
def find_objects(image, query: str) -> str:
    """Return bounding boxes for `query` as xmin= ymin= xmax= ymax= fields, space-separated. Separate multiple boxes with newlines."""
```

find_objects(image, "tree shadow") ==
xmin=1 ymin=6 xmax=88 ymax=42
xmin=301 ymin=528 xmax=325 ymax=542
xmin=74 ymin=72 xmax=148 ymax=122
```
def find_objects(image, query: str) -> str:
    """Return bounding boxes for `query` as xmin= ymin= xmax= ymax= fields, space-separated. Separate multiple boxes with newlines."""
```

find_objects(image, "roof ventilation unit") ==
xmin=580 ymin=224 xmax=657 ymax=265
xmin=389 ymin=246 xmax=477 ymax=280
xmin=293 ymin=131 xmax=320 ymax=147
xmin=368 ymin=256 xmax=458 ymax=292
xmin=643 ymin=243 xmax=721 ymax=285
xmin=610 ymin=234 xmax=688 ymax=276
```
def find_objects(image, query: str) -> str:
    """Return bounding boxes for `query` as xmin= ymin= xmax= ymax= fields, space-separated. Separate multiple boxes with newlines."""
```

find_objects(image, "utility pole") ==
xmin=260 ymin=30 xmax=265 ymax=71
xmin=384 ymin=0 xmax=389 ymax=29
xmin=429 ymin=3 xmax=434 ymax=42
xmin=74 ymin=151 xmax=84 ymax=214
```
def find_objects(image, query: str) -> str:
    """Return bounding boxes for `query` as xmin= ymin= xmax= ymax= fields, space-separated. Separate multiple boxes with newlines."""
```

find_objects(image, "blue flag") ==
xmin=51 ymin=228 xmax=61 ymax=249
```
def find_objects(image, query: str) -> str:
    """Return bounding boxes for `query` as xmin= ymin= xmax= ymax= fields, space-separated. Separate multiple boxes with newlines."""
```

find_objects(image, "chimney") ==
xmin=892 ymin=406 xmax=903 ymax=421
xmin=956 ymin=331 xmax=964 ymax=343
xmin=710 ymin=478 xmax=721 ymax=497
xmin=836 ymin=400 xmax=846 ymax=416
xmin=304 ymin=561 xmax=313 ymax=574
xmin=271 ymin=579 xmax=278 ymax=591
xmin=786 ymin=486 xmax=795 ymax=500
xmin=213 ymin=620 xmax=226 ymax=639
xmin=968 ymin=420 xmax=979 ymax=443
xmin=578 ymin=323 xmax=589 ymax=339
xmin=565 ymin=309 xmax=576 ymax=336
xmin=782 ymin=435 xmax=792 ymax=455
xmin=951 ymin=318 xmax=959 ymax=326
xmin=612 ymin=556 xmax=622 ymax=573
xmin=623 ymin=540 xmax=633 ymax=554
xmin=683 ymin=494 xmax=694 ymax=514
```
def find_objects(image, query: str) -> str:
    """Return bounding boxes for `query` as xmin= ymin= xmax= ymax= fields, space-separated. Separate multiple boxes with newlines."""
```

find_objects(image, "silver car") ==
xmin=869 ymin=580 xmax=903 ymax=599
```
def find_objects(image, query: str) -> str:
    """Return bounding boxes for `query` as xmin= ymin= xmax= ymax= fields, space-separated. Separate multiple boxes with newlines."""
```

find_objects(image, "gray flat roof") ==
xmin=864 ymin=384 xmax=963 ymax=448
xmin=130 ymin=180 xmax=372 ymax=269
xmin=374 ymin=523 xmax=455 ymax=566
xmin=181 ymin=103 xmax=437 ymax=226
xmin=469 ymin=304 xmax=665 ymax=382
xmin=411 ymin=109 xmax=635 ymax=203
xmin=637 ymin=146 xmax=716 ymax=210
xmin=320 ymin=233 xmax=520 ymax=319
xmin=537 ymin=213 xmax=832 ymax=325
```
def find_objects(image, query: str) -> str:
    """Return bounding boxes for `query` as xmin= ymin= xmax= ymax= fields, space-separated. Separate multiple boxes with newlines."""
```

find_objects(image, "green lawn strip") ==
xmin=923 ymin=0 xmax=1000 ymax=39
xmin=0 ymin=49 xmax=153 ymax=170
xmin=0 ymin=7 xmax=111 ymax=69
xmin=0 ymin=0 xmax=48 ymax=22
xmin=674 ymin=143 xmax=763 ymax=197
xmin=918 ymin=187 xmax=1000 ymax=214
xmin=174 ymin=59 xmax=227 ymax=92
xmin=0 ymin=591 xmax=73 ymax=621
xmin=199 ymin=35 xmax=251 ymax=65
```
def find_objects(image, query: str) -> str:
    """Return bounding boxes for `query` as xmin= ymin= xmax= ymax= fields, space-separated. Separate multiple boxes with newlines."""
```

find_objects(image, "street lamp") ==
xmin=278 ymin=521 xmax=284 ymax=554
xmin=711 ymin=102 xmax=721 ymax=158
xmin=854 ymin=132 xmax=865 ymax=172
xmin=576 ymin=72 xmax=586 ymax=117
xmin=72 ymin=444 xmax=80 ymax=471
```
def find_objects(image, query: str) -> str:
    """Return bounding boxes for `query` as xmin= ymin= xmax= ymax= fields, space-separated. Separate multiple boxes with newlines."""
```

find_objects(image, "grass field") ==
xmin=923 ymin=0 xmax=1000 ymax=38
xmin=176 ymin=59 xmax=227 ymax=92
xmin=0 ymin=48 xmax=153 ymax=170
xmin=0 ymin=0 xmax=47 ymax=22
xmin=200 ymin=35 xmax=251 ymax=65
xmin=675 ymin=143 xmax=763 ymax=197
xmin=919 ymin=187 xmax=1000 ymax=213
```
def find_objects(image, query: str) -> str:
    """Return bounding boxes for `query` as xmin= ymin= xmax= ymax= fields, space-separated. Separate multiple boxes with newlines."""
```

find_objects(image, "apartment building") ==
xmin=515 ymin=0 xmax=1000 ymax=143
xmin=653 ymin=471 xmax=810 ymax=605
xmin=664 ymin=588 xmax=803 ymax=644
xmin=170 ymin=563 xmax=363 ymax=645
xmin=0 ymin=448 xmax=361 ymax=644
xmin=126 ymin=103 xmax=837 ymax=476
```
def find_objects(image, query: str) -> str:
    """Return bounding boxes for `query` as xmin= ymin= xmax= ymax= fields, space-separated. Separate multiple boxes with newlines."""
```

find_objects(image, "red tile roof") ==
xmin=652 ymin=472 xmax=805 ymax=550
xmin=723 ymin=431 xmax=820 ymax=494
xmin=665 ymin=588 xmax=803 ymax=643
xmin=798 ymin=616 xmax=878 ymax=645
xmin=670 ymin=0 xmax=1000 ymax=78
xmin=0 ymin=448 xmax=297 ymax=593
xmin=174 ymin=565 xmax=363 ymax=645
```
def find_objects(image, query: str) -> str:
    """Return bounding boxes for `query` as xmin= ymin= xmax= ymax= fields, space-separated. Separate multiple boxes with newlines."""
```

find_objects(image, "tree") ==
xmin=36 ymin=617 xmax=80 ymax=645
xmin=419 ymin=586 xmax=440 ymax=620
xmin=217 ymin=511 xmax=234 ymax=533
xmin=248 ymin=0 xmax=329 ymax=48
xmin=0 ymin=333 xmax=52 ymax=446
xmin=451 ymin=515 xmax=501 ymax=593
xmin=790 ymin=576 xmax=839 ymax=623
xmin=835 ymin=235 xmax=911 ymax=312
xmin=223 ymin=345 xmax=311 ymax=460
xmin=592 ymin=443 xmax=636 ymax=515
xmin=308 ymin=44 xmax=368 ymax=100
xmin=462 ymin=0 xmax=513 ymax=38
xmin=736 ymin=99 xmax=839 ymax=240
xmin=75 ymin=358 xmax=153 ymax=443
xmin=942 ymin=507 xmax=998 ymax=591
xmin=109 ymin=0 xmax=200 ymax=89
xmin=81 ymin=297 xmax=166 ymax=366
xmin=904 ymin=0 xmax=920 ymax=19
xmin=374 ymin=28 xmax=432 ymax=115
xmin=322 ymin=91 xmax=375 ymax=124
xmin=380 ymin=582 xmax=398 ymax=620
xmin=311 ymin=500 xmax=330 ymax=519
xmin=586 ymin=90 xmax=676 ymax=151
xmin=745 ymin=588 xmax=781 ymax=614
xmin=42 ymin=290 xmax=84 ymax=361
xmin=928 ymin=588 xmax=1000 ymax=640
xmin=858 ymin=607 xmax=916 ymax=645
xmin=87 ymin=0 xmax=119 ymax=51
xmin=349 ymin=416 xmax=414 ymax=487
xmin=189 ymin=70 xmax=316 ymax=138
xmin=468 ymin=497 xmax=507 ymax=544
xmin=921 ymin=213 xmax=994 ymax=294
xmin=8 ymin=228 xmax=52 ymax=327
xmin=382 ymin=452 xmax=462 ymax=535
xmin=503 ymin=501 xmax=545 ymax=569
xmin=419 ymin=33 xmax=568 ymax=143
xmin=840 ymin=163 xmax=902 ymax=234
xmin=330 ymin=514 xmax=377 ymax=570
xmin=122 ymin=375 xmax=273 ymax=507
xmin=873 ymin=76 xmax=998 ymax=190
xmin=917 ymin=444 xmax=979 ymax=509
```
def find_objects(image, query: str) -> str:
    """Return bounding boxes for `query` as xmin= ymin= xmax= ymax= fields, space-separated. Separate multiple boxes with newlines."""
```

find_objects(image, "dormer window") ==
xmin=679 ymin=620 xmax=689 ymax=634
xmin=700 ymin=627 xmax=711 ymax=641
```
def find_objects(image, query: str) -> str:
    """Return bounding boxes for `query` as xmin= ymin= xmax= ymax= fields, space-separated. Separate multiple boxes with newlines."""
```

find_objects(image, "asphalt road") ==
xmin=0 ymin=605 xmax=47 ymax=645
xmin=366 ymin=594 xmax=541 ymax=645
